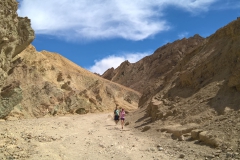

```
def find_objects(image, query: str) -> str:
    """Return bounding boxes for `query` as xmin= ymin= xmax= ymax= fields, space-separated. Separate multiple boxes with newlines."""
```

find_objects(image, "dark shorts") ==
xmin=114 ymin=115 xmax=119 ymax=120
xmin=121 ymin=118 xmax=125 ymax=120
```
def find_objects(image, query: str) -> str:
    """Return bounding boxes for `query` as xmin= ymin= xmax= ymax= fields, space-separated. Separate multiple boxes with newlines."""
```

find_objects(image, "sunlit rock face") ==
xmin=0 ymin=0 xmax=34 ymax=118
xmin=0 ymin=1 xmax=140 ymax=120
xmin=4 ymin=45 xmax=140 ymax=119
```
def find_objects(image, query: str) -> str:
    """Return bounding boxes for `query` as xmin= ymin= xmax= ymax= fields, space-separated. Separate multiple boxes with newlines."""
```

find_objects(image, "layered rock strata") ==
xmin=0 ymin=0 xmax=34 ymax=118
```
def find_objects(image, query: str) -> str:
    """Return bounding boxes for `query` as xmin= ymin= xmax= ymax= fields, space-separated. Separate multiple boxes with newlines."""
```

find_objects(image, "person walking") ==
xmin=119 ymin=108 xmax=125 ymax=129
xmin=114 ymin=106 xmax=120 ymax=125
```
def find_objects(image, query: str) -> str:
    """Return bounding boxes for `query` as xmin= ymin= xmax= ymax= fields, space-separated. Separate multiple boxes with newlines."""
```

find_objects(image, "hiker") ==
xmin=114 ymin=106 xmax=120 ymax=125
xmin=119 ymin=108 xmax=125 ymax=129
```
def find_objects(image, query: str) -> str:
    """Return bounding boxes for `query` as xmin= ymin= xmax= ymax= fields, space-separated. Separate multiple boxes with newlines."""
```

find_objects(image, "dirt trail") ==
xmin=0 ymin=113 xmax=172 ymax=160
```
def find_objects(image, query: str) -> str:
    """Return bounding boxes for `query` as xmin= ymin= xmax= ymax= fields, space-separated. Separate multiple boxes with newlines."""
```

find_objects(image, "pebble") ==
xmin=226 ymin=152 xmax=234 ymax=158
xmin=205 ymin=154 xmax=215 ymax=159
xmin=158 ymin=147 xmax=164 ymax=151
xmin=179 ymin=154 xmax=185 ymax=158
xmin=234 ymin=152 xmax=239 ymax=156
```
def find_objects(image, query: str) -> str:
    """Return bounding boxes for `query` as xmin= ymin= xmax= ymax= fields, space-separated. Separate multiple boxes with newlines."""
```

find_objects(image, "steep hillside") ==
xmin=146 ymin=18 xmax=240 ymax=119
xmin=127 ymin=18 xmax=240 ymax=151
xmin=102 ymin=34 xmax=204 ymax=94
xmin=0 ymin=0 xmax=140 ymax=120
xmin=102 ymin=18 xmax=240 ymax=152
xmin=3 ymin=45 xmax=140 ymax=119
xmin=0 ymin=0 xmax=34 ymax=118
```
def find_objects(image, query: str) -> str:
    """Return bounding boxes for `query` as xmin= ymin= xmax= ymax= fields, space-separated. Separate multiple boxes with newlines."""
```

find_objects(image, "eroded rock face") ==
xmin=141 ymin=21 xmax=240 ymax=114
xmin=102 ymin=35 xmax=204 ymax=94
xmin=4 ymin=45 xmax=140 ymax=119
xmin=0 ymin=0 xmax=35 ymax=118
xmin=139 ymin=19 xmax=240 ymax=149
xmin=107 ymin=19 xmax=240 ymax=150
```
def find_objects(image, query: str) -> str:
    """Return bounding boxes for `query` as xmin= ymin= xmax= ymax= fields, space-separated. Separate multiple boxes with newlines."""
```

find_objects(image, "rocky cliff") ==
xmin=4 ymin=45 xmax=140 ymax=119
xmin=148 ymin=18 xmax=240 ymax=121
xmin=142 ymin=19 xmax=240 ymax=152
xmin=102 ymin=34 xmax=205 ymax=109
xmin=0 ymin=0 xmax=140 ymax=120
xmin=103 ymin=19 xmax=240 ymax=150
xmin=102 ymin=34 xmax=204 ymax=94
xmin=127 ymin=19 xmax=240 ymax=150
xmin=0 ymin=0 xmax=35 ymax=118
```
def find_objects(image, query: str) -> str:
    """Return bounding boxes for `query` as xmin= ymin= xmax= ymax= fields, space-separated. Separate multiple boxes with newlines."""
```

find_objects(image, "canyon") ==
xmin=0 ymin=0 xmax=240 ymax=159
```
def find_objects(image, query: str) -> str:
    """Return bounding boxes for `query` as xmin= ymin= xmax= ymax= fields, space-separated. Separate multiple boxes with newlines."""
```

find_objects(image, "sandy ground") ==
xmin=0 ymin=113 xmax=171 ymax=160
xmin=0 ymin=113 xmax=226 ymax=160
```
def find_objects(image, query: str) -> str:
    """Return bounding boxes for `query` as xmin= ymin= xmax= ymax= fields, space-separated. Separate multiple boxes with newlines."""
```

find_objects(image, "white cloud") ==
xmin=88 ymin=52 xmax=151 ymax=74
xmin=18 ymin=0 xmax=219 ymax=41
xmin=178 ymin=32 xmax=189 ymax=39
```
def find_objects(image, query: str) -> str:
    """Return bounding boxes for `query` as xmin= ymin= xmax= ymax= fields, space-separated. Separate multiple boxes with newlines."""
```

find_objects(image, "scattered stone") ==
xmin=191 ymin=129 xmax=203 ymax=139
xmin=199 ymin=131 xmax=221 ymax=147
xmin=226 ymin=152 xmax=233 ymax=158
xmin=215 ymin=150 xmax=222 ymax=153
xmin=125 ymin=122 xmax=130 ymax=126
xmin=141 ymin=126 xmax=151 ymax=132
xmin=205 ymin=154 xmax=215 ymax=159
xmin=178 ymin=135 xmax=185 ymax=141
xmin=99 ymin=144 xmax=105 ymax=148
xmin=234 ymin=152 xmax=239 ymax=156
xmin=157 ymin=144 xmax=161 ymax=147
xmin=179 ymin=154 xmax=185 ymax=158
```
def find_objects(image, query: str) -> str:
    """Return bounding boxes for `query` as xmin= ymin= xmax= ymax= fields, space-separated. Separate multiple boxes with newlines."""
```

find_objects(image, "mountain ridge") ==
xmin=102 ymin=34 xmax=205 ymax=94
xmin=1 ymin=0 xmax=240 ymax=155
xmin=3 ymin=44 xmax=141 ymax=119
xmin=103 ymin=18 xmax=240 ymax=150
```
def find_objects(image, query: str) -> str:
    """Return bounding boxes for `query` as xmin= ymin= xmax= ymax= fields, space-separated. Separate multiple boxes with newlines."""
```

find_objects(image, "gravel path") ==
xmin=0 ymin=113 xmax=170 ymax=160
xmin=2 ymin=113 xmax=232 ymax=160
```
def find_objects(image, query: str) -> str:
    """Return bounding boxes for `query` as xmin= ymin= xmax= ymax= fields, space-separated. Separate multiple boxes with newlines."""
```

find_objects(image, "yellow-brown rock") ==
xmin=5 ymin=45 xmax=140 ymax=119
xmin=0 ymin=0 xmax=34 ymax=118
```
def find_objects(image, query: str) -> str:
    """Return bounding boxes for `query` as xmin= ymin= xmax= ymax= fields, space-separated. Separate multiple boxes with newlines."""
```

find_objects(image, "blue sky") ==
xmin=17 ymin=0 xmax=240 ymax=74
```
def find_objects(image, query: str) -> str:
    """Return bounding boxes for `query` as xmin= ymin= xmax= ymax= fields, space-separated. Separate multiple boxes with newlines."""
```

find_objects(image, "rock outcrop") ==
xmin=102 ymin=34 xmax=204 ymax=95
xmin=0 ymin=0 xmax=139 ymax=120
xmin=104 ymin=19 xmax=240 ymax=150
xmin=0 ymin=0 xmax=34 ymax=118
xmin=151 ymin=19 xmax=240 ymax=121
xmin=4 ymin=45 xmax=140 ymax=119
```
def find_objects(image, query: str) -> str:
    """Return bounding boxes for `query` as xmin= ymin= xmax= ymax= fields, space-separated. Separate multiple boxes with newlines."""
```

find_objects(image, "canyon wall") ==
xmin=0 ymin=0 xmax=34 ymax=118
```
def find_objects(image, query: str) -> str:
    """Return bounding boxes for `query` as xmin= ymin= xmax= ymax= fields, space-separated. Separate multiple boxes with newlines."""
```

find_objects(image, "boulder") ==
xmin=199 ymin=131 xmax=221 ymax=147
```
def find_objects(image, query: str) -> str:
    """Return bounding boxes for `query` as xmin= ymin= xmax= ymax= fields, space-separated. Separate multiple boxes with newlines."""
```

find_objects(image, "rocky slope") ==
xmin=135 ymin=19 xmax=240 ymax=153
xmin=143 ymin=18 xmax=240 ymax=123
xmin=3 ymin=45 xmax=140 ymax=120
xmin=102 ymin=34 xmax=205 ymax=94
xmin=1 ymin=0 xmax=240 ymax=157
xmin=0 ymin=0 xmax=140 ymax=120
xmin=0 ymin=0 xmax=35 ymax=119
xmin=104 ymin=19 xmax=240 ymax=152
